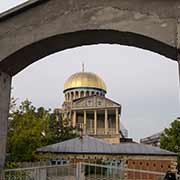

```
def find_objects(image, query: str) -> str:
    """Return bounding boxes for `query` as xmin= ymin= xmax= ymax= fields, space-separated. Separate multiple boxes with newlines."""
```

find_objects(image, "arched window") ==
xmin=86 ymin=91 xmax=90 ymax=96
xmin=75 ymin=91 xmax=79 ymax=99
xmin=80 ymin=91 xmax=84 ymax=97
xmin=71 ymin=91 xmax=74 ymax=100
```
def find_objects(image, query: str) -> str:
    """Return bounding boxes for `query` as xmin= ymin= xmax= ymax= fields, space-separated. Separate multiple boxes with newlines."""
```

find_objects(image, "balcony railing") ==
xmin=86 ymin=128 xmax=116 ymax=135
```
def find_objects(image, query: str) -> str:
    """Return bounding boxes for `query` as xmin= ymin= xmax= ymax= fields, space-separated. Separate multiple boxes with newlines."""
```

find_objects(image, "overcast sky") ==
xmin=1 ymin=1 xmax=180 ymax=141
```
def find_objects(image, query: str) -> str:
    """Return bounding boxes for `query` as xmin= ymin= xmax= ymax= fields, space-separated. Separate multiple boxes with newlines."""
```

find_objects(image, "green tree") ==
xmin=160 ymin=119 xmax=180 ymax=172
xmin=49 ymin=113 xmax=77 ymax=143
xmin=7 ymin=99 xmax=77 ymax=163
xmin=7 ymin=100 xmax=52 ymax=162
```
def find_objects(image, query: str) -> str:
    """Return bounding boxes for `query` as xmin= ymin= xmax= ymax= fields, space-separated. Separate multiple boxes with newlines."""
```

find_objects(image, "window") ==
xmin=50 ymin=160 xmax=56 ymax=165
xmin=87 ymin=100 xmax=92 ymax=106
xmin=97 ymin=100 xmax=102 ymax=106
xmin=49 ymin=159 xmax=69 ymax=165
xmin=57 ymin=161 xmax=61 ymax=165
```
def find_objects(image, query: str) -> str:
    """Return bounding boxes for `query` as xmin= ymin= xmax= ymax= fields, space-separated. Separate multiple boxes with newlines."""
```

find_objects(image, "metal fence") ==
xmin=2 ymin=164 xmax=76 ymax=180
xmin=1 ymin=162 xmax=177 ymax=180
xmin=79 ymin=162 xmax=124 ymax=180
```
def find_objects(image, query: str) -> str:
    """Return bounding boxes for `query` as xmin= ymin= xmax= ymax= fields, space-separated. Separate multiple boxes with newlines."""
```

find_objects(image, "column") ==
xmin=94 ymin=110 xmax=97 ymax=135
xmin=115 ymin=108 xmax=119 ymax=134
xmin=0 ymin=72 xmax=11 ymax=177
xmin=78 ymin=91 xmax=81 ymax=98
xmin=65 ymin=94 xmax=67 ymax=101
xmin=105 ymin=109 xmax=108 ymax=134
xmin=72 ymin=111 xmax=76 ymax=127
xmin=84 ymin=110 xmax=87 ymax=134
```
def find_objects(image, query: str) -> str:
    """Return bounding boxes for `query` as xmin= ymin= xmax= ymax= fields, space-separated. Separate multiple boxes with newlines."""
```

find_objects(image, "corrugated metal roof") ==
xmin=37 ymin=136 xmax=177 ymax=156
xmin=37 ymin=136 xmax=113 ymax=154
xmin=112 ymin=143 xmax=176 ymax=155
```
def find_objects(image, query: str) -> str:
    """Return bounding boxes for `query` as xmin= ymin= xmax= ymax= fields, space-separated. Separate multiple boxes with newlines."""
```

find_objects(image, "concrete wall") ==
xmin=0 ymin=0 xmax=180 ymax=75
xmin=0 ymin=72 xmax=11 ymax=180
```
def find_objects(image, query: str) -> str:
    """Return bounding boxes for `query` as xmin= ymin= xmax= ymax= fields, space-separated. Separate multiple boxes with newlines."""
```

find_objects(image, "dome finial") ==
xmin=82 ymin=62 xmax=85 ymax=72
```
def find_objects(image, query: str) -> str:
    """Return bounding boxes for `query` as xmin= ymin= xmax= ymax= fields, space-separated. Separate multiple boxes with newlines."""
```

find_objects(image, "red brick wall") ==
xmin=127 ymin=159 xmax=171 ymax=179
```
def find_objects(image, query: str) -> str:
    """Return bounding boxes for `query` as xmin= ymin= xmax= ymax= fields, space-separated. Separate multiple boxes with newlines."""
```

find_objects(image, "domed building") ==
xmin=38 ymin=70 xmax=177 ymax=176
xmin=57 ymin=70 xmax=121 ymax=144
xmin=64 ymin=72 xmax=107 ymax=100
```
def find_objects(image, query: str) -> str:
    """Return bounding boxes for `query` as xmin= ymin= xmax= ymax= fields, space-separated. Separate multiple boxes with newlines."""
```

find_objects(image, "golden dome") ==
xmin=64 ymin=72 xmax=107 ymax=92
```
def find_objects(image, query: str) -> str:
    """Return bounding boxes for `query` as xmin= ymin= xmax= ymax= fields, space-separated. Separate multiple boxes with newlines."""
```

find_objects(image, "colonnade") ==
xmin=72 ymin=108 xmax=119 ymax=135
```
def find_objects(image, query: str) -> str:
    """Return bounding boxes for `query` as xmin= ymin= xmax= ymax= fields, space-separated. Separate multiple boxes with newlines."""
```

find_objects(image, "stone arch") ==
xmin=0 ymin=30 xmax=178 ymax=76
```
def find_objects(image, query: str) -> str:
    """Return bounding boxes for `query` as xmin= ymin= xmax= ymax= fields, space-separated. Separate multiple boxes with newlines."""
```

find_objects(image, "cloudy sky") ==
xmin=1 ymin=1 xmax=180 ymax=141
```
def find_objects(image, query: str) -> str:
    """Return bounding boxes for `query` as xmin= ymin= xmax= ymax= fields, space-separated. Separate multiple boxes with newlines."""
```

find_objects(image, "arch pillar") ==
xmin=177 ymin=20 xmax=180 ymax=91
xmin=178 ymin=53 xmax=180 ymax=88
xmin=177 ymin=19 xmax=180 ymax=50
xmin=0 ymin=71 xmax=11 ymax=177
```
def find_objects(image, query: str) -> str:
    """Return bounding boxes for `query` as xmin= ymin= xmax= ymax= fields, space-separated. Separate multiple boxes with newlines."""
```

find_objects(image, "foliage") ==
xmin=6 ymin=99 xmax=76 ymax=164
xmin=5 ymin=161 xmax=18 ymax=169
xmin=48 ymin=112 xmax=77 ymax=144
xmin=160 ymin=119 xmax=180 ymax=172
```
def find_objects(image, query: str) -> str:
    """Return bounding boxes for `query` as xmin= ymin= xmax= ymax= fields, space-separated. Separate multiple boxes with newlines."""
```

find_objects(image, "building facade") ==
xmin=37 ymin=70 xmax=178 ymax=178
xmin=140 ymin=132 xmax=162 ymax=147
xmin=37 ymin=135 xmax=178 ymax=179
xmin=140 ymin=118 xmax=180 ymax=147
xmin=56 ymin=71 xmax=122 ymax=144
